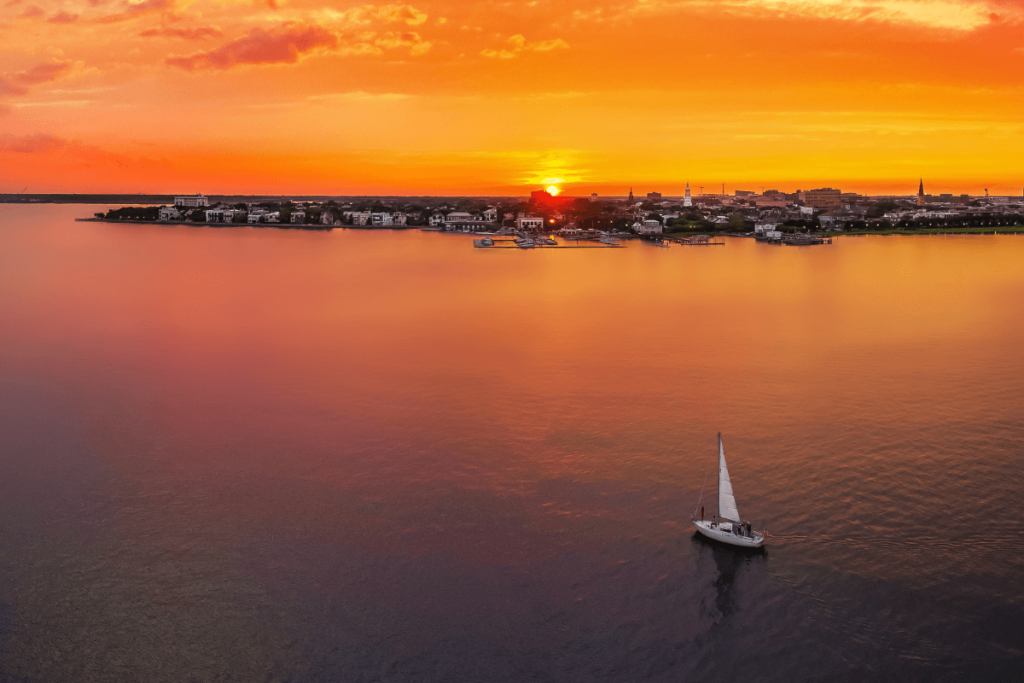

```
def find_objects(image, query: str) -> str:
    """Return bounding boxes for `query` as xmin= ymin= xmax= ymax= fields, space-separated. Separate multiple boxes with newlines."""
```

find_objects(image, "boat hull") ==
xmin=692 ymin=519 xmax=765 ymax=548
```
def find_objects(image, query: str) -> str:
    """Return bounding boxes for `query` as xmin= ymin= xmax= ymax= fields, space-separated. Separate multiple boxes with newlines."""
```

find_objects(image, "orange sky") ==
xmin=1 ymin=0 xmax=1023 ymax=195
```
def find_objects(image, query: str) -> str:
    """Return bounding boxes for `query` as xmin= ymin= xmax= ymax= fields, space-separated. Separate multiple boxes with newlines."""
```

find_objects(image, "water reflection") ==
xmin=692 ymin=533 xmax=767 ymax=623
xmin=1 ymin=206 xmax=1024 ymax=681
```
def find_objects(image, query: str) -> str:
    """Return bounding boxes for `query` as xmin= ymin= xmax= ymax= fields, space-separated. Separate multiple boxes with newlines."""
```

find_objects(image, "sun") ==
xmin=546 ymin=185 xmax=561 ymax=196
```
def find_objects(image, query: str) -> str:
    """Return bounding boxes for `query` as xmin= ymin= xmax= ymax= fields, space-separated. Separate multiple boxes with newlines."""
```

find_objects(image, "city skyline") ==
xmin=2 ymin=0 xmax=1024 ymax=194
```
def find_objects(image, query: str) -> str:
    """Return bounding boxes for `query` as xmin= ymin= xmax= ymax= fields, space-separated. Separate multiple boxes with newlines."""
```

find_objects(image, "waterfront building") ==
xmin=290 ymin=211 xmax=306 ymax=224
xmin=805 ymin=188 xmax=842 ymax=209
xmin=347 ymin=211 xmax=372 ymax=226
xmin=174 ymin=194 xmax=209 ymax=208
xmin=483 ymin=208 xmax=498 ymax=222
xmin=517 ymin=215 xmax=544 ymax=230
xmin=428 ymin=213 xmax=445 ymax=227
xmin=444 ymin=212 xmax=477 ymax=225
xmin=158 ymin=206 xmax=181 ymax=222
xmin=634 ymin=219 xmax=663 ymax=235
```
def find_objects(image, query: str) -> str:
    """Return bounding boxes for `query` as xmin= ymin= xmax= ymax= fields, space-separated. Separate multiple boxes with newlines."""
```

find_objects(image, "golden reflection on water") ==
xmin=3 ymin=206 xmax=1024 ymax=679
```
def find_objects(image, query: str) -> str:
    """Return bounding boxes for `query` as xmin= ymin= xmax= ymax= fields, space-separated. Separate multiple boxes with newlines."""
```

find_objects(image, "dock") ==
xmin=666 ymin=235 xmax=725 ymax=246
xmin=475 ymin=238 xmax=623 ymax=249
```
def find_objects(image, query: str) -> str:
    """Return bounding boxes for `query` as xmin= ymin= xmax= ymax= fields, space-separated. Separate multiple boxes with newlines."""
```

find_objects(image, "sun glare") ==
xmin=546 ymin=185 xmax=561 ymax=196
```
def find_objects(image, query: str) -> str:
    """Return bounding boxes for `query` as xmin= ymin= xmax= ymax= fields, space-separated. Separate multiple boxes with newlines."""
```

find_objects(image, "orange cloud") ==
xmin=96 ymin=0 xmax=175 ymax=24
xmin=374 ymin=31 xmax=432 ymax=55
xmin=0 ymin=60 xmax=77 ymax=96
xmin=481 ymin=34 xmax=570 ymax=59
xmin=47 ymin=10 xmax=78 ymax=23
xmin=632 ymin=0 xmax=1020 ymax=32
xmin=0 ymin=132 xmax=67 ymax=153
xmin=13 ymin=60 xmax=76 ymax=85
xmin=139 ymin=25 xmax=222 ymax=39
xmin=165 ymin=24 xmax=338 ymax=70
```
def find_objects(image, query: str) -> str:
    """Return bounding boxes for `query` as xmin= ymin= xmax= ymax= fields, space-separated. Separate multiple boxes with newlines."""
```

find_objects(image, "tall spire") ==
xmin=918 ymin=178 xmax=925 ymax=207
xmin=628 ymin=187 xmax=634 ymax=203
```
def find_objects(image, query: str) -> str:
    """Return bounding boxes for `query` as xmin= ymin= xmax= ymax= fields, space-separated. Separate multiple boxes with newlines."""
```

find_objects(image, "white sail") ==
xmin=718 ymin=433 xmax=741 ymax=522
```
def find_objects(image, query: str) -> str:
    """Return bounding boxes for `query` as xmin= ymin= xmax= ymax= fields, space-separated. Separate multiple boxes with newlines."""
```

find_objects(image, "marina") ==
xmin=474 ymin=236 xmax=625 ymax=248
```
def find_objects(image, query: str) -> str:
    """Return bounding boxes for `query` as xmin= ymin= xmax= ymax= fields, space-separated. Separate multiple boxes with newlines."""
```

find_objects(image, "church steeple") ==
xmin=917 ymin=178 xmax=925 ymax=207
xmin=628 ymin=187 xmax=634 ymax=203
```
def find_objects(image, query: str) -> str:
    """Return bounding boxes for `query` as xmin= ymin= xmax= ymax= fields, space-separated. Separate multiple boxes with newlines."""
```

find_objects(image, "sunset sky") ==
xmin=1 ymin=0 xmax=1023 ymax=195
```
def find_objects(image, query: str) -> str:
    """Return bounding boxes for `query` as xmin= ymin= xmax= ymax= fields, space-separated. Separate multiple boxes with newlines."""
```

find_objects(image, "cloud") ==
xmin=0 ymin=133 xmax=67 ymax=153
xmin=139 ymin=26 xmax=222 ymax=39
xmin=13 ymin=60 xmax=76 ymax=85
xmin=636 ymin=0 xmax=1019 ymax=32
xmin=0 ymin=77 xmax=28 ymax=96
xmin=482 ymin=34 xmax=570 ymax=59
xmin=18 ymin=5 xmax=43 ymax=17
xmin=319 ymin=4 xmax=428 ymax=27
xmin=376 ymin=4 xmax=428 ymax=25
xmin=47 ymin=11 xmax=78 ymax=23
xmin=165 ymin=24 xmax=339 ymax=70
xmin=97 ymin=0 xmax=174 ymax=24
xmin=374 ymin=31 xmax=432 ymax=55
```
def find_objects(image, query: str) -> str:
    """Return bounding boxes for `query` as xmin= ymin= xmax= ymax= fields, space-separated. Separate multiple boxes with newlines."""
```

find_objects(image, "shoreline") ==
xmin=75 ymin=217 xmax=417 ymax=231
xmin=75 ymin=217 xmax=1024 ymax=238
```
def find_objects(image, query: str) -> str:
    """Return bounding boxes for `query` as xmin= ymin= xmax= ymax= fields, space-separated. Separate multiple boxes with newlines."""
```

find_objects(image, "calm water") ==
xmin=1 ymin=205 xmax=1023 ymax=682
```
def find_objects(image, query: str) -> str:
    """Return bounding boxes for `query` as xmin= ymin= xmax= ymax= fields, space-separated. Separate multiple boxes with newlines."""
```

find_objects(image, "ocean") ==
xmin=1 ymin=204 xmax=1022 ymax=681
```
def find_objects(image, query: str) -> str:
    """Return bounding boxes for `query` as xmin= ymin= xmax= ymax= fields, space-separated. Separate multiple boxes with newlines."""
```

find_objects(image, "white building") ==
xmin=248 ymin=212 xmax=265 ymax=224
xmin=345 ymin=211 xmax=372 ymax=226
xmin=754 ymin=222 xmax=780 ymax=234
xmin=321 ymin=211 xmax=336 ymax=226
xmin=516 ymin=215 xmax=544 ymax=230
xmin=290 ymin=211 xmax=306 ymax=224
xmin=445 ymin=212 xmax=477 ymax=225
xmin=265 ymin=212 xmax=280 ymax=223
xmin=482 ymin=208 xmax=498 ymax=222
xmin=684 ymin=182 xmax=692 ymax=208
xmin=175 ymin=194 xmax=209 ymax=208
xmin=371 ymin=212 xmax=394 ymax=227
xmin=158 ymin=206 xmax=181 ymax=222
xmin=634 ymin=220 xmax=663 ymax=235
xmin=429 ymin=213 xmax=445 ymax=227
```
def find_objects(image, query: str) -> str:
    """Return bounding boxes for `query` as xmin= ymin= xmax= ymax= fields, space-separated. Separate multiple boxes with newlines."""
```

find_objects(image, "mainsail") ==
xmin=718 ymin=433 xmax=741 ymax=522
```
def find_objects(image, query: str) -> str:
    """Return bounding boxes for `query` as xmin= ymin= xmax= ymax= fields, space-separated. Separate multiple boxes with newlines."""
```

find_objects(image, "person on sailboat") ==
xmin=701 ymin=506 xmax=705 ymax=521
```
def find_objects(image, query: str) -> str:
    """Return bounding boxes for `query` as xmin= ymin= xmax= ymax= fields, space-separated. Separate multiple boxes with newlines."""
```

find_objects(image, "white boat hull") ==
xmin=692 ymin=518 xmax=765 ymax=548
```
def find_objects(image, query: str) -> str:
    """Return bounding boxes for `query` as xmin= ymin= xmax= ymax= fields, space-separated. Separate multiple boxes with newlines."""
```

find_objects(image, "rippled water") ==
xmin=1 ymin=205 xmax=1022 ymax=681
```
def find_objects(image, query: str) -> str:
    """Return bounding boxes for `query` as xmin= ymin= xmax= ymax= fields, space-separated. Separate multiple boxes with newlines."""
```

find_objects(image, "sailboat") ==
xmin=692 ymin=433 xmax=766 ymax=548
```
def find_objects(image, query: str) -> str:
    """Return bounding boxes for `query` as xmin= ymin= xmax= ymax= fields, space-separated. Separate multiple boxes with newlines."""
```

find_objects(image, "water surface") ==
xmin=1 ymin=205 xmax=1022 ymax=681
